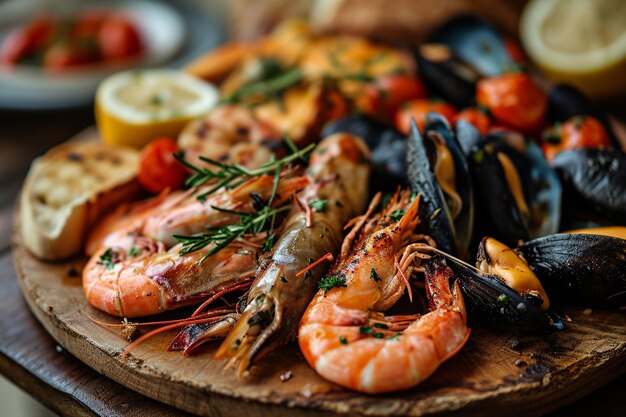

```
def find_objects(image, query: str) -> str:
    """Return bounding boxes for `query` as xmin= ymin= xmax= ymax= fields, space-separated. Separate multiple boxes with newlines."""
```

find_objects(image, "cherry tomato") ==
xmin=98 ymin=15 xmax=143 ymax=60
xmin=541 ymin=116 xmax=612 ymax=162
xmin=394 ymin=99 xmax=457 ymax=134
xmin=476 ymin=72 xmax=547 ymax=133
xmin=359 ymin=75 xmax=427 ymax=121
xmin=139 ymin=138 xmax=188 ymax=194
xmin=43 ymin=42 xmax=96 ymax=69
xmin=72 ymin=11 xmax=107 ymax=38
xmin=453 ymin=107 xmax=491 ymax=135
xmin=324 ymin=89 xmax=349 ymax=122
xmin=0 ymin=16 xmax=55 ymax=65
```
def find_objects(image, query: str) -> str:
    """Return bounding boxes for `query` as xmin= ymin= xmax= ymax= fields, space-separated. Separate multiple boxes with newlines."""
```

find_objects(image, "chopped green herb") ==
xmin=309 ymin=199 xmax=328 ymax=213
xmin=97 ymin=248 xmax=116 ymax=270
xmin=389 ymin=209 xmax=405 ymax=222
xmin=370 ymin=268 xmax=382 ymax=282
xmin=359 ymin=326 xmax=373 ymax=335
xmin=128 ymin=247 xmax=140 ymax=257
xmin=236 ymin=250 xmax=251 ymax=255
xmin=497 ymin=294 xmax=509 ymax=305
xmin=319 ymin=275 xmax=347 ymax=294
xmin=387 ymin=333 xmax=401 ymax=340
xmin=339 ymin=336 xmax=348 ymax=345
xmin=280 ymin=276 xmax=288 ymax=283
xmin=261 ymin=233 xmax=276 ymax=253
xmin=374 ymin=323 xmax=389 ymax=329
xmin=373 ymin=332 xmax=385 ymax=339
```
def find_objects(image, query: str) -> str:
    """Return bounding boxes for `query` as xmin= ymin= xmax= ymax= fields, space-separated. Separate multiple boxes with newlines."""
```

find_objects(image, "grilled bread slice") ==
xmin=20 ymin=141 xmax=141 ymax=260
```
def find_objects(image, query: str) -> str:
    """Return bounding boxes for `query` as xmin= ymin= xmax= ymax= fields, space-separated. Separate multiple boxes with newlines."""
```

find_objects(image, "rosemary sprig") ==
xmin=220 ymin=67 xmax=304 ymax=105
xmin=173 ymin=139 xmax=314 ymax=201
xmin=174 ymin=203 xmax=291 ymax=263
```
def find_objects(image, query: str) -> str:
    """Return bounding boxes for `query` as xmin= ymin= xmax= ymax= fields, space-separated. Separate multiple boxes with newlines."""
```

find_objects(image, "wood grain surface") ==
xmin=10 ymin=166 xmax=626 ymax=416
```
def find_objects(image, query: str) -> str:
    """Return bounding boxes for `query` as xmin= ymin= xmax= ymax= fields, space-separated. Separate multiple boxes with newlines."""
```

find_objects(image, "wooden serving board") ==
xmin=11 ymin=210 xmax=626 ymax=417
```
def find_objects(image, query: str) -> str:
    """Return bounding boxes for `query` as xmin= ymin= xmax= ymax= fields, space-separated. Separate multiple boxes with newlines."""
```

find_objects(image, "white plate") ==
xmin=0 ymin=0 xmax=186 ymax=110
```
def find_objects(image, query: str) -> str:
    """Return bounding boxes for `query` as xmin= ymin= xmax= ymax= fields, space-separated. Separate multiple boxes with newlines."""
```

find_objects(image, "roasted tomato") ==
xmin=454 ymin=107 xmax=490 ymax=135
xmin=72 ymin=11 xmax=107 ymax=38
xmin=139 ymin=138 xmax=188 ymax=194
xmin=0 ymin=16 xmax=56 ymax=65
xmin=359 ymin=75 xmax=427 ymax=121
xmin=98 ymin=15 xmax=143 ymax=61
xmin=476 ymin=72 xmax=547 ymax=133
xmin=395 ymin=99 xmax=456 ymax=134
xmin=542 ymin=116 xmax=612 ymax=162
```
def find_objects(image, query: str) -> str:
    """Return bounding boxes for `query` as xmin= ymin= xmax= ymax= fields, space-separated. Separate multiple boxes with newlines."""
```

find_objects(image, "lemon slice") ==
xmin=96 ymin=70 xmax=219 ymax=148
xmin=520 ymin=0 xmax=626 ymax=98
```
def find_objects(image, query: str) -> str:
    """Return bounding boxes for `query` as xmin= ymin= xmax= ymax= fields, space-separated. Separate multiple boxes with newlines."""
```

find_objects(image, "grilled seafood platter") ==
xmin=16 ymin=15 xmax=626 ymax=403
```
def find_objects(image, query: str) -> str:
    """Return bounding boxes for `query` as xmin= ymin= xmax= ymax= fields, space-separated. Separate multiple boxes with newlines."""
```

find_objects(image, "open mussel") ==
xmin=416 ymin=16 xmax=516 ymax=109
xmin=519 ymin=232 xmax=626 ymax=307
xmin=407 ymin=113 xmax=474 ymax=258
xmin=415 ymin=44 xmax=478 ymax=109
xmin=552 ymin=149 xmax=626 ymax=225
xmin=468 ymin=140 xmax=529 ymax=246
xmin=430 ymin=16 xmax=514 ymax=77
xmin=443 ymin=237 xmax=563 ymax=334
xmin=322 ymin=114 xmax=406 ymax=192
xmin=462 ymin=127 xmax=561 ymax=247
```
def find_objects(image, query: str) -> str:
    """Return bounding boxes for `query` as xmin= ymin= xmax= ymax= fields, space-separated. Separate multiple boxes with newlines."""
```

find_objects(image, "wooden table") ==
xmin=0 ymin=108 xmax=625 ymax=417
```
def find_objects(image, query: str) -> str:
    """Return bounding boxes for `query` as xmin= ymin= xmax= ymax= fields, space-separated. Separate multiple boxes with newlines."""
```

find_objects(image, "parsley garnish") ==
xmin=319 ymin=275 xmax=347 ymax=294
xmin=339 ymin=336 xmax=348 ymax=345
xmin=374 ymin=323 xmax=388 ymax=329
xmin=97 ymin=248 xmax=116 ymax=270
xmin=389 ymin=209 xmax=405 ymax=222
xmin=309 ymin=199 xmax=328 ymax=213
xmin=370 ymin=268 xmax=381 ymax=282
xmin=128 ymin=247 xmax=140 ymax=257
xmin=359 ymin=326 xmax=373 ymax=335
xmin=280 ymin=276 xmax=288 ymax=283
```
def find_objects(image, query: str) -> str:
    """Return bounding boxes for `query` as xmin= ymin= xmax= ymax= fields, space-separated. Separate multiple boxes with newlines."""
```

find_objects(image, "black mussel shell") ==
xmin=487 ymin=131 xmax=561 ymax=238
xmin=552 ymin=149 xmax=626 ymax=224
xmin=467 ymin=142 xmax=529 ymax=247
xmin=407 ymin=113 xmax=474 ymax=257
xmin=547 ymin=84 xmax=620 ymax=149
xmin=322 ymin=115 xmax=406 ymax=192
xmin=519 ymin=233 xmax=626 ymax=307
xmin=430 ymin=16 xmax=514 ymax=77
xmin=435 ymin=254 xmax=562 ymax=334
xmin=415 ymin=44 xmax=478 ymax=109
xmin=455 ymin=119 xmax=485 ymax=157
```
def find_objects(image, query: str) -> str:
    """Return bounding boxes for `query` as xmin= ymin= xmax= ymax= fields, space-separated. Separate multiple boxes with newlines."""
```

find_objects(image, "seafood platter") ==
xmin=12 ymin=14 xmax=626 ymax=417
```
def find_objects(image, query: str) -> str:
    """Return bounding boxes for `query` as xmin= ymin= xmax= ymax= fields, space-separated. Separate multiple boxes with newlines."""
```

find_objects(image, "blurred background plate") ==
xmin=0 ymin=0 xmax=226 ymax=110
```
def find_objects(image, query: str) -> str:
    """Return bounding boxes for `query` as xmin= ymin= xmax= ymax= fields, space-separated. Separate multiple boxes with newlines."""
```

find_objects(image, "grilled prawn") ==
xmin=298 ymin=193 xmax=470 ymax=393
xmin=83 ymin=174 xmax=308 ymax=317
xmin=209 ymin=133 xmax=371 ymax=373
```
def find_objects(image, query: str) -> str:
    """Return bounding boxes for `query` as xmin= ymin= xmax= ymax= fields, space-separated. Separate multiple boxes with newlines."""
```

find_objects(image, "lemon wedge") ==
xmin=520 ymin=0 xmax=626 ymax=98
xmin=96 ymin=70 xmax=219 ymax=148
